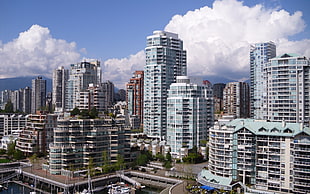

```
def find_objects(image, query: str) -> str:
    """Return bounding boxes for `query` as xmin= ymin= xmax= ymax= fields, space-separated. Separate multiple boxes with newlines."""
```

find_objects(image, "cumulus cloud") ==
xmin=164 ymin=0 xmax=310 ymax=82
xmin=0 ymin=25 xmax=80 ymax=79
xmin=102 ymin=50 xmax=145 ymax=88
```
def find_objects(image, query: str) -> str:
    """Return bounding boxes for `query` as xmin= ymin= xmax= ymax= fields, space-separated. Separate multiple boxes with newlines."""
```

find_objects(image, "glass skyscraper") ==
xmin=250 ymin=42 xmax=276 ymax=119
xmin=143 ymin=31 xmax=187 ymax=139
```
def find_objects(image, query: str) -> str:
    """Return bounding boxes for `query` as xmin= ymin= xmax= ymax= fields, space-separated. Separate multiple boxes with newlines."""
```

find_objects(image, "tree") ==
xmin=29 ymin=154 xmax=38 ymax=172
xmin=134 ymin=150 xmax=153 ymax=167
xmin=163 ymin=160 xmax=172 ymax=169
xmin=88 ymin=157 xmax=95 ymax=176
xmin=115 ymin=154 xmax=125 ymax=170
xmin=155 ymin=153 xmax=165 ymax=162
xmin=70 ymin=107 xmax=80 ymax=116
xmin=4 ymin=100 xmax=14 ymax=113
xmin=136 ymin=154 xmax=148 ymax=166
xmin=7 ymin=142 xmax=16 ymax=158
xmin=102 ymin=150 xmax=110 ymax=173
xmin=89 ymin=107 xmax=99 ymax=119
xmin=13 ymin=150 xmax=24 ymax=160
xmin=80 ymin=109 xmax=90 ymax=118
xmin=166 ymin=152 xmax=172 ymax=162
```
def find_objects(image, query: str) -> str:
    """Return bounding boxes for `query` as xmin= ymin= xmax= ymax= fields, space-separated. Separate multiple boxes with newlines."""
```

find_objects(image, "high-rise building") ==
xmin=166 ymin=76 xmax=213 ymax=158
xmin=11 ymin=89 xmax=23 ymax=112
xmin=144 ymin=31 xmax=187 ymax=139
xmin=66 ymin=61 xmax=101 ymax=111
xmin=22 ymin=87 xmax=32 ymax=114
xmin=264 ymin=53 xmax=310 ymax=124
xmin=126 ymin=71 xmax=144 ymax=125
xmin=102 ymin=80 xmax=114 ymax=108
xmin=0 ymin=90 xmax=12 ymax=110
xmin=52 ymin=66 xmax=69 ymax=113
xmin=213 ymin=83 xmax=226 ymax=115
xmin=223 ymin=82 xmax=250 ymax=118
xmin=31 ymin=76 xmax=46 ymax=113
xmin=250 ymin=42 xmax=276 ymax=119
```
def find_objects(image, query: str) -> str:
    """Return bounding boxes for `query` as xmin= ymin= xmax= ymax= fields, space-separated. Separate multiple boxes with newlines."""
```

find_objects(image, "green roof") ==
xmin=228 ymin=119 xmax=310 ymax=137
xmin=199 ymin=169 xmax=232 ymax=186
xmin=275 ymin=53 xmax=300 ymax=58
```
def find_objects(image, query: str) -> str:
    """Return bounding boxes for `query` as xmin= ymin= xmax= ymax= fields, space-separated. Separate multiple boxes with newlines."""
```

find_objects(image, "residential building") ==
xmin=8 ymin=87 xmax=32 ymax=114
xmin=264 ymin=53 xmax=310 ymax=124
xmin=102 ymin=80 xmax=114 ymax=108
xmin=213 ymin=83 xmax=226 ymax=115
xmin=52 ymin=66 xmax=69 ymax=113
xmin=22 ymin=87 xmax=32 ymax=114
xmin=167 ymin=76 xmax=213 ymax=158
xmin=31 ymin=76 xmax=46 ymax=113
xmin=126 ymin=71 xmax=144 ymax=125
xmin=0 ymin=114 xmax=27 ymax=137
xmin=11 ymin=89 xmax=23 ymax=112
xmin=16 ymin=111 xmax=57 ymax=155
xmin=66 ymin=60 xmax=101 ymax=111
xmin=204 ymin=118 xmax=310 ymax=193
xmin=0 ymin=90 xmax=12 ymax=110
xmin=144 ymin=30 xmax=187 ymax=139
xmin=78 ymin=84 xmax=106 ymax=112
xmin=223 ymin=82 xmax=250 ymax=118
xmin=250 ymin=42 xmax=276 ymax=119
xmin=48 ymin=116 xmax=131 ymax=175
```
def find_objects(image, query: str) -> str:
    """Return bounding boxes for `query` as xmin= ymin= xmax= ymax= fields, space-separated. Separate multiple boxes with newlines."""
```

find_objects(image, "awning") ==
xmin=200 ymin=185 xmax=215 ymax=190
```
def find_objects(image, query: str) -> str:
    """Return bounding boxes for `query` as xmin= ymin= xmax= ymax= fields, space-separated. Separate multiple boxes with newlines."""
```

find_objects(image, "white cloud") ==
xmin=102 ymin=50 xmax=145 ymax=88
xmin=0 ymin=25 xmax=80 ymax=79
xmin=164 ymin=0 xmax=310 ymax=82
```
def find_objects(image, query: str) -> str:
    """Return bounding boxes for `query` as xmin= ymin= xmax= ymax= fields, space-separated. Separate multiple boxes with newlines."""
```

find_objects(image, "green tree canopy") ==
xmin=70 ymin=107 xmax=80 ymax=116
xmin=166 ymin=151 xmax=172 ymax=162
xmin=89 ymin=107 xmax=99 ymax=119
xmin=4 ymin=100 xmax=14 ymax=113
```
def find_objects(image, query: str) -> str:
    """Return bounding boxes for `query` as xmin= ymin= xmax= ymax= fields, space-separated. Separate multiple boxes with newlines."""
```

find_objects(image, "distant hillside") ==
xmin=0 ymin=76 xmax=52 ymax=92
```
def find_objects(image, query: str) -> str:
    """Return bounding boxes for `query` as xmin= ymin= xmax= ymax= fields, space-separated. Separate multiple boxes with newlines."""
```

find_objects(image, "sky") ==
xmin=1 ymin=0 xmax=310 ymax=88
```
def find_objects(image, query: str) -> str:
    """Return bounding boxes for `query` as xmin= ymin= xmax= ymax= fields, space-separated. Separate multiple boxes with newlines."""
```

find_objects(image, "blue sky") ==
xmin=1 ymin=0 xmax=310 ymax=88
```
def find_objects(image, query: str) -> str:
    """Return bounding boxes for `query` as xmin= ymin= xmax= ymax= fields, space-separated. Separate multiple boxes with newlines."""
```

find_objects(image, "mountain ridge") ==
xmin=0 ymin=76 xmax=52 ymax=92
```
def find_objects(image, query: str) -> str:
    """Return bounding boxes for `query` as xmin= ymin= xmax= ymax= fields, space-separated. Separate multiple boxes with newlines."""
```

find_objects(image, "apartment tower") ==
xmin=126 ymin=71 xmax=144 ymax=125
xmin=31 ymin=76 xmax=46 ymax=113
xmin=167 ymin=76 xmax=213 ymax=157
xmin=52 ymin=66 xmax=69 ymax=112
xmin=223 ymin=82 xmax=250 ymax=118
xmin=66 ymin=61 xmax=101 ymax=111
xmin=264 ymin=53 xmax=310 ymax=124
xmin=143 ymin=31 xmax=187 ymax=139
xmin=250 ymin=42 xmax=276 ymax=119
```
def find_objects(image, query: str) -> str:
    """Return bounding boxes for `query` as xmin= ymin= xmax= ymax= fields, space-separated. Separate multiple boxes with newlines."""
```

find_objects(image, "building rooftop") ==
xmin=227 ymin=119 xmax=310 ymax=137
xmin=274 ymin=53 xmax=300 ymax=58
xmin=198 ymin=169 xmax=232 ymax=187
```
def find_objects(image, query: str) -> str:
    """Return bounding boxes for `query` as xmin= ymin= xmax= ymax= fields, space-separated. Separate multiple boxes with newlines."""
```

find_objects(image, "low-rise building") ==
xmin=0 ymin=114 xmax=27 ymax=137
xmin=202 ymin=118 xmax=310 ymax=193
xmin=16 ymin=111 xmax=57 ymax=155
xmin=48 ymin=116 xmax=131 ymax=175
